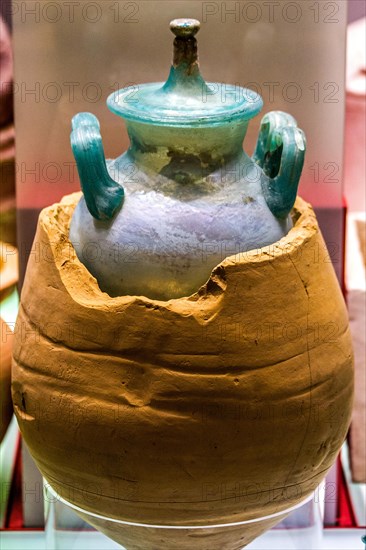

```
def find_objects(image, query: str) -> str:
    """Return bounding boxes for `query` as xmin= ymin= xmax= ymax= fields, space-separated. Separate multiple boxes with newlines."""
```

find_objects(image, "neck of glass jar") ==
xmin=125 ymin=120 xmax=249 ymax=173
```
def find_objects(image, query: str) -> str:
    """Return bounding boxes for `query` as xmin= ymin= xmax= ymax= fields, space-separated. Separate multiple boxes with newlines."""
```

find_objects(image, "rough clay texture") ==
xmin=12 ymin=193 xmax=354 ymax=549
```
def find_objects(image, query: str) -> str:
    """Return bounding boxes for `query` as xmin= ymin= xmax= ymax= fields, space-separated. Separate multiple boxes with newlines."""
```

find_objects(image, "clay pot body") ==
xmin=69 ymin=20 xmax=306 ymax=301
xmin=12 ymin=193 xmax=353 ymax=549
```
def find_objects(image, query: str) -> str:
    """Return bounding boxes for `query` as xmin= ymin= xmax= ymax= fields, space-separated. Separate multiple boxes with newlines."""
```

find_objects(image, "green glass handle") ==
xmin=70 ymin=112 xmax=124 ymax=221
xmin=253 ymin=111 xmax=306 ymax=219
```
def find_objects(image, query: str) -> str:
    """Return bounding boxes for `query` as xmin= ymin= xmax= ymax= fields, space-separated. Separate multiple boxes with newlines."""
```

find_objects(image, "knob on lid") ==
xmin=170 ymin=18 xmax=200 ymax=38
xmin=107 ymin=19 xmax=263 ymax=128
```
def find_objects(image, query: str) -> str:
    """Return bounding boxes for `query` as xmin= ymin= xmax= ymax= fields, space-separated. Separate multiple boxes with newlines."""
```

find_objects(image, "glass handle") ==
xmin=253 ymin=111 xmax=306 ymax=219
xmin=70 ymin=112 xmax=124 ymax=221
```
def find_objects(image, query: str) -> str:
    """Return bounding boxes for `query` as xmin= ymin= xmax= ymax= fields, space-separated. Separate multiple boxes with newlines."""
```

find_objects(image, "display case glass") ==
xmin=44 ymin=485 xmax=322 ymax=550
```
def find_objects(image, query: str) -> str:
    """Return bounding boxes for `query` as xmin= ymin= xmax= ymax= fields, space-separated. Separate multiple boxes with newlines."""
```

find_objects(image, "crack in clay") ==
xmin=13 ymin=404 xmax=36 ymax=423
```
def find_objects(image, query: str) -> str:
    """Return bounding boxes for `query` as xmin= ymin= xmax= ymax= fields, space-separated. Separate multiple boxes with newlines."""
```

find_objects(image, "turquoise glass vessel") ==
xmin=69 ymin=19 xmax=306 ymax=300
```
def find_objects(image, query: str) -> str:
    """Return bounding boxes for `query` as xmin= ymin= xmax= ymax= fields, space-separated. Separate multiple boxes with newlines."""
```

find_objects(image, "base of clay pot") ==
xmin=46 ymin=485 xmax=313 ymax=550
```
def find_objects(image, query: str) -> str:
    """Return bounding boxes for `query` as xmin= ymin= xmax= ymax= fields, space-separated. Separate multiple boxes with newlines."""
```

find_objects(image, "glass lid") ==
xmin=107 ymin=19 xmax=263 ymax=128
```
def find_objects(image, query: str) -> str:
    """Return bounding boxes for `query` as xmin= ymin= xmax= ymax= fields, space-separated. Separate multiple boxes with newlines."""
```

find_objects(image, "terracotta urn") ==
xmin=12 ymin=18 xmax=353 ymax=550
xmin=12 ymin=193 xmax=353 ymax=549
